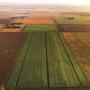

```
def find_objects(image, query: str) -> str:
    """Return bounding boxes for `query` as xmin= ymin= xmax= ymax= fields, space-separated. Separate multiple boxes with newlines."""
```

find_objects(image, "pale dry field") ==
xmin=63 ymin=32 xmax=90 ymax=81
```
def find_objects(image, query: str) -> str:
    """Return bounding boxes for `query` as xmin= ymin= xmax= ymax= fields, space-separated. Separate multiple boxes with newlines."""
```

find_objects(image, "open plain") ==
xmin=0 ymin=4 xmax=90 ymax=90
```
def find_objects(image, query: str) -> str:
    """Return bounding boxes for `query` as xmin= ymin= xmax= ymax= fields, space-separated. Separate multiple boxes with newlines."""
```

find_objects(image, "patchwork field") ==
xmin=52 ymin=13 xmax=90 ymax=24
xmin=0 ymin=5 xmax=90 ymax=90
xmin=11 ymin=17 xmax=55 ymax=25
xmin=0 ymin=32 xmax=87 ymax=89
xmin=0 ymin=11 xmax=90 ymax=32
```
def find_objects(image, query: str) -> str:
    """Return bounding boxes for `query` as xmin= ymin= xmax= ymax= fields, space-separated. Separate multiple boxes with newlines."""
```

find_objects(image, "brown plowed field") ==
xmin=11 ymin=17 xmax=55 ymax=24
xmin=0 ymin=33 xmax=28 ymax=85
xmin=0 ymin=24 xmax=5 ymax=27
xmin=0 ymin=19 xmax=10 ymax=24
xmin=29 ymin=13 xmax=50 ymax=18
xmin=0 ymin=24 xmax=5 ymax=31
xmin=0 ymin=12 xmax=17 ymax=19
xmin=58 ymin=24 xmax=90 ymax=32
xmin=63 ymin=32 xmax=90 ymax=81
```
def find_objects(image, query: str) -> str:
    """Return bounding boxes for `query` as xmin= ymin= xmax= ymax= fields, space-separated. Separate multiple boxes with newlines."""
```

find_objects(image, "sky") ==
xmin=0 ymin=0 xmax=90 ymax=6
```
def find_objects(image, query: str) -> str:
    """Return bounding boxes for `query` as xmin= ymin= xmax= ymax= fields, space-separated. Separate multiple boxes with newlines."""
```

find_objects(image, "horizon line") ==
xmin=0 ymin=3 xmax=90 ymax=7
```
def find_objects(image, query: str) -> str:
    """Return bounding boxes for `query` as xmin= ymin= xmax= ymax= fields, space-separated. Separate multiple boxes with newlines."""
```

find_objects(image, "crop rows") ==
xmin=23 ymin=25 xmax=58 ymax=32
xmin=6 ymin=32 xmax=90 ymax=88
xmin=53 ymin=16 xmax=90 ymax=24
xmin=58 ymin=24 xmax=90 ymax=32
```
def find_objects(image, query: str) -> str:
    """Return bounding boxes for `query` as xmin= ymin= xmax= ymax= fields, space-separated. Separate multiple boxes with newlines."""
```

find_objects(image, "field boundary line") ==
xmin=58 ymin=32 xmax=82 ymax=86
xmin=5 ymin=34 xmax=30 ymax=87
xmin=6 ymin=33 xmax=33 ymax=88
xmin=15 ymin=33 xmax=33 ymax=87
xmin=45 ymin=32 xmax=50 ymax=87
xmin=58 ymin=32 xmax=90 ymax=87
xmin=5 ymin=44 xmax=25 ymax=87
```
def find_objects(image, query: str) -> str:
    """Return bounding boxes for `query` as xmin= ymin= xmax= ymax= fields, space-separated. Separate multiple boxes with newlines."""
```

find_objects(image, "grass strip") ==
xmin=47 ymin=32 xmax=82 ymax=87
xmin=23 ymin=25 xmax=58 ymax=32
xmin=17 ymin=32 xmax=48 ymax=88
xmin=46 ymin=32 xmax=67 ymax=87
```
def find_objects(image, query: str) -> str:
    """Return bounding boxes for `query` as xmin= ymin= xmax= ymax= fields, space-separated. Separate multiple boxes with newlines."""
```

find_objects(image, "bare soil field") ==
xmin=52 ymin=12 xmax=90 ymax=24
xmin=63 ymin=32 xmax=90 ymax=81
xmin=11 ymin=17 xmax=55 ymax=24
xmin=0 ymin=24 xmax=5 ymax=31
xmin=0 ymin=19 xmax=10 ymax=24
xmin=0 ymin=33 xmax=28 ymax=85
xmin=0 ymin=12 xmax=17 ymax=19
xmin=28 ymin=17 xmax=55 ymax=24
xmin=58 ymin=24 xmax=90 ymax=32
xmin=29 ymin=12 xmax=50 ymax=18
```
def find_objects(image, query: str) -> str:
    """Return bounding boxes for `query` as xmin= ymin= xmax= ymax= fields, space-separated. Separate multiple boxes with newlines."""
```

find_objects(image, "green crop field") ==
xmin=53 ymin=17 xmax=90 ymax=24
xmin=23 ymin=25 xmax=58 ymax=32
xmin=6 ymin=32 xmax=90 ymax=88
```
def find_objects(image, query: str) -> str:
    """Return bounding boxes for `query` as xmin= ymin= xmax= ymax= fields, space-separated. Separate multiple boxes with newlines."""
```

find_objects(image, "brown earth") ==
xmin=0 ymin=33 xmax=28 ymax=85
xmin=0 ymin=19 xmax=11 ymax=24
xmin=58 ymin=24 xmax=90 ymax=32
xmin=63 ymin=32 xmax=90 ymax=81
xmin=29 ymin=13 xmax=50 ymax=18
xmin=0 ymin=12 xmax=17 ymax=19
xmin=11 ymin=17 xmax=55 ymax=24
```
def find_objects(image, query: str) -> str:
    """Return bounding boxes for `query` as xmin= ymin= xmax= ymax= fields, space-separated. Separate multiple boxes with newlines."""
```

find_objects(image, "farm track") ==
xmin=6 ymin=32 xmax=90 ymax=89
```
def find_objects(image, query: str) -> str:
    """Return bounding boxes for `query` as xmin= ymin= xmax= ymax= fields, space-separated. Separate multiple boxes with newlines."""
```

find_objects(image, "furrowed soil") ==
xmin=58 ymin=24 xmax=90 ymax=32
xmin=63 ymin=32 xmax=90 ymax=82
xmin=11 ymin=17 xmax=55 ymax=24
xmin=0 ymin=33 xmax=28 ymax=85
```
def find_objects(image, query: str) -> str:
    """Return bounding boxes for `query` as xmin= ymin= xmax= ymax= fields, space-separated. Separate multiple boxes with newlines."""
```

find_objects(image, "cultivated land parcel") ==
xmin=0 ymin=5 xmax=90 ymax=90
xmin=1 ymin=32 xmax=89 ymax=88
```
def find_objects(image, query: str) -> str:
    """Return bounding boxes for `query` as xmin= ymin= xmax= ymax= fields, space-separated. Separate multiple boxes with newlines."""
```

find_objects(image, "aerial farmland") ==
xmin=0 ymin=4 xmax=90 ymax=90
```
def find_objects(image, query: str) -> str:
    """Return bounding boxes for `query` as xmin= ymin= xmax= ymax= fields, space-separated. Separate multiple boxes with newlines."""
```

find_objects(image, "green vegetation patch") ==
xmin=46 ymin=32 xmax=81 ymax=87
xmin=53 ymin=17 xmax=90 ymax=24
xmin=46 ymin=32 xmax=67 ymax=87
xmin=23 ymin=25 xmax=58 ymax=32
xmin=17 ymin=32 xmax=47 ymax=88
